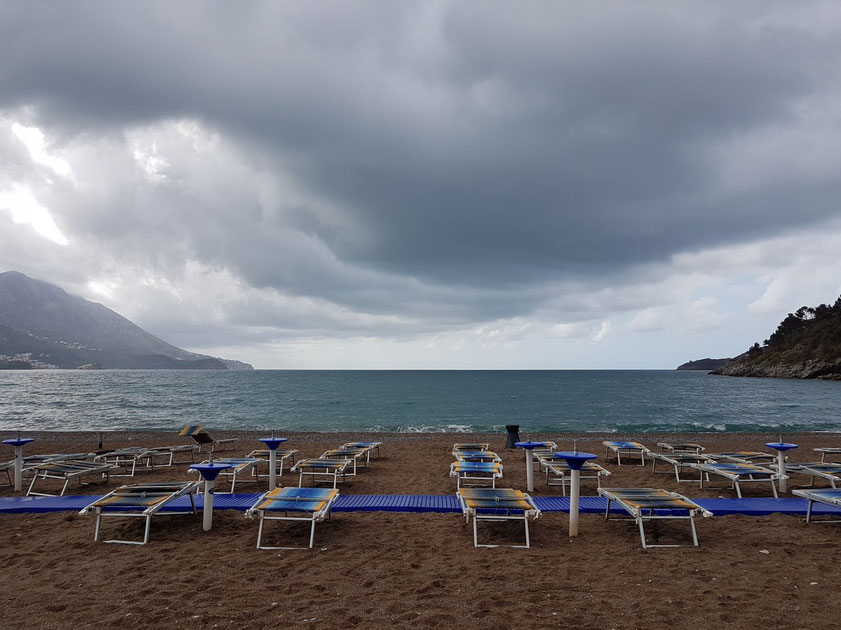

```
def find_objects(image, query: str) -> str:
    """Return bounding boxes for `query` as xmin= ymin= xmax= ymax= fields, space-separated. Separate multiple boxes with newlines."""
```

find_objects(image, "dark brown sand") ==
xmin=1 ymin=431 xmax=840 ymax=630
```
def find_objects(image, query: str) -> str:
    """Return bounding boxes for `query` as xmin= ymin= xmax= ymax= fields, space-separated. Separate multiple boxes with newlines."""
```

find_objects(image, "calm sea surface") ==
xmin=0 ymin=369 xmax=839 ymax=433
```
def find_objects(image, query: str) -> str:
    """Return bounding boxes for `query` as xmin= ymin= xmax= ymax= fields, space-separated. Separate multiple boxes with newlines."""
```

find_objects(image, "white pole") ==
xmin=525 ymin=449 xmax=534 ymax=492
xmin=13 ymin=445 xmax=23 ymax=492
xmin=569 ymin=468 xmax=581 ymax=537
xmin=777 ymin=450 xmax=787 ymax=493
xmin=203 ymin=479 xmax=215 ymax=531
xmin=268 ymin=449 xmax=277 ymax=490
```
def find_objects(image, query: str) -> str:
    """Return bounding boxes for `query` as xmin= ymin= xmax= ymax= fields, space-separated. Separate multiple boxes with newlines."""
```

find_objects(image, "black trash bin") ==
xmin=505 ymin=425 xmax=521 ymax=448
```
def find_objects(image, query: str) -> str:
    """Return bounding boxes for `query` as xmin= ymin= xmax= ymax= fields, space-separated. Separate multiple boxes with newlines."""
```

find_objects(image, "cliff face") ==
xmin=0 ymin=271 xmax=253 ymax=370
xmin=712 ymin=298 xmax=841 ymax=380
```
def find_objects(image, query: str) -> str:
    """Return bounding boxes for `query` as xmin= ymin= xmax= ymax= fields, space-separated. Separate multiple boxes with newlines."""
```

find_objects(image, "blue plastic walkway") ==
xmin=1 ymin=493 xmax=840 ymax=517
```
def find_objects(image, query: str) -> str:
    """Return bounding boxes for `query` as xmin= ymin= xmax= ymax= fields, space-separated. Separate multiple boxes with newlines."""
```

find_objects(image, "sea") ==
xmin=1 ymin=369 xmax=840 ymax=434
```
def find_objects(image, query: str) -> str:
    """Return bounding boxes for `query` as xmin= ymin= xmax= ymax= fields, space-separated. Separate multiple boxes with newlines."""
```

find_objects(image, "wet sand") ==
xmin=1 ymin=430 xmax=840 ymax=629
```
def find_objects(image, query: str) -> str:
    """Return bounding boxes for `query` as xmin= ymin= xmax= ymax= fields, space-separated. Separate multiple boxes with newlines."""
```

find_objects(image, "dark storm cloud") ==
xmin=2 ymin=1 xmax=841 ymax=324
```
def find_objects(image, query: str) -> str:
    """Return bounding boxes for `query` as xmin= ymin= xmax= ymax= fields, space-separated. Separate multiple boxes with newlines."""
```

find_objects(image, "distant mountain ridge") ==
xmin=0 ymin=271 xmax=252 ymax=370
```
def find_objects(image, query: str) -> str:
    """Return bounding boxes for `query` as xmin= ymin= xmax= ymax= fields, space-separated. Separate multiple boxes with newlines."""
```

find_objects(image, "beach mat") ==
xmin=2 ymin=494 xmax=841 ymax=516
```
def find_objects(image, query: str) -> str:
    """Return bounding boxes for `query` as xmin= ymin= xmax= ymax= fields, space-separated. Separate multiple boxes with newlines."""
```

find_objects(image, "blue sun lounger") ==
xmin=320 ymin=447 xmax=369 ymax=475
xmin=457 ymin=487 xmax=541 ymax=548
xmin=291 ymin=458 xmax=352 ymax=488
xmin=598 ymin=487 xmax=713 ymax=549
xmin=247 ymin=448 xmax=299 ymax=477
xmin=246 ymin=487 xmax=340 ymax=549
xmin=603 ymin=441 xmax=649 ymax=465
xmin=190 ymin=458 xmax=261 ymax=493
xmin=692 ymin=461 xmax=783 ymax=498
xmin=26 ymin=460 xmax=121 ymax=496
xmin=656 ymin=442 xmax=705 ymax=453
xmin=814 ymin=447 xmax=841 ymax=463
xmin=705 ymin=451 xmax=777 ymax=465
xmin=450 ymin=461 xmax=503 ymax=489
xmin=179 ymin=425 xmax=238 ymax=453
xmin=783 ymin=462 xmax=841 ymax=489
xmin=536 ymin=453 xmax=612 ymax=494
xmin=93 ymin=447 xmax=158 ymax=477
xmin=79 ymin=481 xmax=202 ymax=544
xmin=791 ymin=488 xmax=841 ymax=524
xmin=453 ymin=443 xmax=490 ymax=453
xmin=341 ymin=441 xmax=382 ymax=460
xmin=453 ymin=450 xmax=502 ymax=463
xmin=648 ymin=451 xmax=709 ymax=483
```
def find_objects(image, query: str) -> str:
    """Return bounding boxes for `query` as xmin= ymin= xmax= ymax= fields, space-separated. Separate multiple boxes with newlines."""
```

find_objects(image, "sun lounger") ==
xmin=190 ymin=457 xmax=261 ymax=493
xmin=705 ymin=451 xmax=777 ymax=465
xmin=450 ymin=461 xmax=503 ymax=489
xmin=782 ymin=462 xmax=841 ymax=488
xmin=247 ymin=448 xmax=298 ymax=477
xmin=536 ymin=454 xmax=611 ymax=494
xmin=657 ymin=442 xmax=704 ymax=453
xmin=341 ymin=441 xmax=382 ymax=459
xmin=320 ymin=447 xmax=369 ymax=475
xmin=453 ymin=450 xmax=502 ymax=463
xmin=791 ymin=488 xmax=841 ymax=523
xmin=26 ymin=460 xmax=121 ymax=496
xmin=144 ymin=445 xmax=199 ymax=467
xmin=457 ymin=487 xmax=541 ymax=548
xmin=178 ymin=425 xmax=237 ymax=453
xmin=291 ymin=458 xmax=352 ymax=489
xmin=649 ymin=451 xmax=709 ymax=483
xmin=246 ymin=487 xmax=340 ymax=549
xmin=598 ymin=487 xmax=713 ymax=549
xmin=691 ymin=461 xmax=783 ymax=498
xmin=814 ymin=447 xmax=841 ymax=463
xmin=526 ymin=441 xmax=558 ymax=469
xmin=453 ymin=443 xmax=490 ymax=453
xmin=93 ymin=447 xmax=157 ymax=477
xmin=603 ymin=441 xmax=649 ymax=465
xmin=79 ymin=480 xmax=202 ymax=544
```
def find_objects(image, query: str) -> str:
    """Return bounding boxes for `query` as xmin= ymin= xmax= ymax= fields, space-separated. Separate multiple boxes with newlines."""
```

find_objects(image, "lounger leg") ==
xmin=805 ymin=500 xmax=813 ymax=524
xmin=143 ymin=515 xmax=152 ymax=544
xmin=734 ymin=481 xmax=742 ymax=499
xmin=689 ymin=516 xmax=699 ymax=546
xmin=94 ymin=510 xmax=103 ymax=541
xmin=309 ymin=518 xmax=317 ymax=548
xmin=524 ymin=516 xmax=531 ymax=548
xmin=472 ymin=515 xmax=479 ymax=548
xmin=770 ymin=479 xmax=778 ymax=499
xmin=60 ymin=478 xmax=71 ymax=496
xmin=256 ymin=513 xmax=265 ymax=549
xmin=638 ymin=518 xmax=647 ymax=550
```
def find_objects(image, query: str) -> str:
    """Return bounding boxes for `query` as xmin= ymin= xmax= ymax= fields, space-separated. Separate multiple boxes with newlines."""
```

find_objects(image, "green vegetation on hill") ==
xmin=714 ymin=296 xmax=841 ymax=380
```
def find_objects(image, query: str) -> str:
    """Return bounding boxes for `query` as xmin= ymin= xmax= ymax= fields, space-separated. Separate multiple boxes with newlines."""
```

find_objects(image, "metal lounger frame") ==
xmin=792 ymin=488 xmax=841 ymax=524
xmin=81 ymin=481 xmax=201 ymax=545
xmin=291 ymin=459 xmax=351 ymax=489
xmin=691 ymin=462 xmax=782 ymax=498
xmin=247 ymin=488 xmax=339 ymax=550
xmin=27 ymin=461 xmax=120 ymax=496
xmin=450 ymin=462 xmax=503 ymax=489
xmin=598 ymin=488 xmax=713 ymax=549
xmin=603 ymin=441 xmax=649 ymax=466
xmin=457 ymin=488 xmax=541 ymax=548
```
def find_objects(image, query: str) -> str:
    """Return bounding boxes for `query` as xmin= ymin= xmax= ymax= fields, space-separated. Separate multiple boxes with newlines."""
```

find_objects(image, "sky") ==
xmin=2 ymin=1 xmax=841 ymax=369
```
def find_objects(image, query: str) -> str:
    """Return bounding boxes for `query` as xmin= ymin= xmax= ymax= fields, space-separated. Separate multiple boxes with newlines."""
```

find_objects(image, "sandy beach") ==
xmin=1 ymin=430 xmax=840 ymax=630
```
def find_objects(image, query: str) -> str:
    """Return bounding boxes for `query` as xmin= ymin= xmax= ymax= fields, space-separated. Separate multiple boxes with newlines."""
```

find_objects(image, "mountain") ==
xmin=0 ymin=271 xmax=253 ymax=370
xmin=712 ymin=296 xmax=841 ymax=380
xmin=676 ymin=357 xmax=730 ymax=371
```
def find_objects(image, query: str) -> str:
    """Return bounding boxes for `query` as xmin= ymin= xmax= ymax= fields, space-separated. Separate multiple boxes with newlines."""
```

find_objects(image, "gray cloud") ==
xmin=2 ymin=1 xmax=841 ymax=358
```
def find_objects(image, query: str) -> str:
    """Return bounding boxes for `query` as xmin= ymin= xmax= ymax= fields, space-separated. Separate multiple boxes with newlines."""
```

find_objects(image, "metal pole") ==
xmin=525 ymin=449 xmax=534 ymax=492
xmin=203 ymin=479 xmax=215 ymax=531
xmin=268 ymin=449 xmax=277 ymax=490
xmin=777 ymin=450 xmax=787 ymax=493
xmin=569 ymin=468 xmax=581 ymax=536
xmin=13 ymin=445 xmax=23 ymax=492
